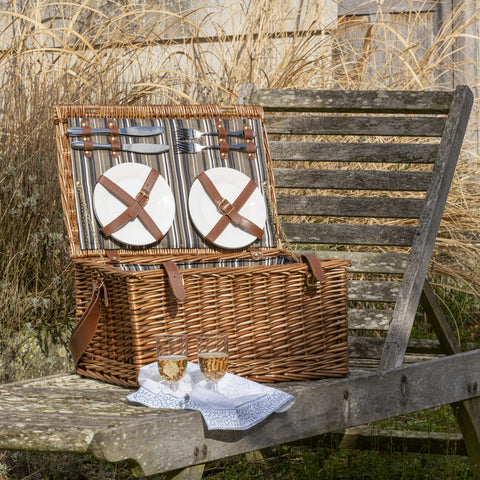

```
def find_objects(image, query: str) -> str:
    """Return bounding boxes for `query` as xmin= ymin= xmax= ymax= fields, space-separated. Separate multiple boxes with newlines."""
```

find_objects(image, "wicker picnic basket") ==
xmin=54 ymin=103 xmax=350 ymax=387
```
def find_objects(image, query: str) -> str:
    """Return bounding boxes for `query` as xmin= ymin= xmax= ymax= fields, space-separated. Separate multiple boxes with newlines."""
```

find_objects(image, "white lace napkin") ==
xmin=126 ymin=362 xmax=295 ymax=430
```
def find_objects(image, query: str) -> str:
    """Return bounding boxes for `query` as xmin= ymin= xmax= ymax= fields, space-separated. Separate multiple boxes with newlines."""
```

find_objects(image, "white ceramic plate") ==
xmin=188 ymin=167 xmax=266 ymax=249
xmin=93 ymin=163 xmax=175 ymax=246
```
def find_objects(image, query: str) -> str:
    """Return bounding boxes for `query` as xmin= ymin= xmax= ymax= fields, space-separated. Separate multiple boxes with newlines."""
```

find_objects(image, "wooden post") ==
xmin=421 ymin=282 xmax=480 ymax=478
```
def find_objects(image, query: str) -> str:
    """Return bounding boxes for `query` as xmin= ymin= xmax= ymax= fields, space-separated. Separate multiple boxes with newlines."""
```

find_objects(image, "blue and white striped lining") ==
xmin=113 ymin=255 xmax=295 ymax=271
xmin=69 ymin=116 xmax=277 ymax=252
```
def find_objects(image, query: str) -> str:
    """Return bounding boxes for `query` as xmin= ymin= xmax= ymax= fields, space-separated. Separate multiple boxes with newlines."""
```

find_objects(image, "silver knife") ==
xmin=67 ymin=126 xmax=165 ymax=137
xmin=71 ymin=141 xmax=170 ymax=155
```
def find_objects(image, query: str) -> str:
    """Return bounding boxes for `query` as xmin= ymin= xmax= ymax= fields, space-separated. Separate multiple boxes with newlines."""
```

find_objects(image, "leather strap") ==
xmin=197 ymin=171 xmax=264 ymax=243
xmin=69 ymin=281 xmax=108 ymax=367
xmin=243 ymin=123 xmax=256 ymax=160
xmin=301 ymin=253 xmax=326 ymax=284
xmin=105 ymin=250 xmax=122 ymax=263
xmin=97 ymin=168 xmax=164 ymax=241
xmin=81 ymin=118 xmax=93 ymax=157
xmin=216 ymin=120 xmax=229 ymax=159
xmin=107 ymin=119 xmax=121 ymax=158
xmin=162 ymin=261 xmax=185 ymax=302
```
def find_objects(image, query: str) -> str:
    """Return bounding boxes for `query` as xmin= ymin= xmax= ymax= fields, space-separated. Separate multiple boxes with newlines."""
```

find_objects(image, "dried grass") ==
xmin=0 ymin=0 xmax=478 ymax=379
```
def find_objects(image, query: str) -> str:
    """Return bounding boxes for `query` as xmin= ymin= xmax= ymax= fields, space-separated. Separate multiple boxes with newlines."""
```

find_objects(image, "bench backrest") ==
xmin=238 ymin=84 xmax=473 ymax=372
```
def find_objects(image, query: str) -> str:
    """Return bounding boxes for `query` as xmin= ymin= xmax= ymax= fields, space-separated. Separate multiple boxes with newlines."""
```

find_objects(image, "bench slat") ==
xmin=348 ymin=280 xmax=400 ymax=302
xmin=265 ymin=115 xmax=446 ymax=137
xmin=277 ymin=195 xmax=424 ymax=218
xmin=242 ymin=87 xmax=454 ymax=113
xmin=348 ymin=309 xmax=392 ymax=330
xmin=282 ymin=223 xmax=417 ymax=246
xmin=298 ymin=251 xmax=408 ymax=274
xmin=270 ymin=141 xmax=439 ymax=164
xmin=274 ymin=168 xmax=431 ymax=191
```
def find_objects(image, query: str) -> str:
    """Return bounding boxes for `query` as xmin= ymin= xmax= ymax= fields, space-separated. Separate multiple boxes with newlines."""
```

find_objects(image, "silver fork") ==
xmin=176 ymin=127 xmax=255 ymax=140
xmin=176 ymin=141 xmax=248 ymax=154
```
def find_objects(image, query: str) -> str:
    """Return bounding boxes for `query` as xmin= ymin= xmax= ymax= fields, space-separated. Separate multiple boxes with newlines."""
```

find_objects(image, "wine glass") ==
xmin=196 ymin=333 xmax=229 ymax=391
xmin=156 ymin=334 xmax=188 ymax=392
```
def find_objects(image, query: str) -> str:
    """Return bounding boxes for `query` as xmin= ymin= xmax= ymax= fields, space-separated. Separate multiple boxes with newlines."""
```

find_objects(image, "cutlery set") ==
xmin=67 ymin=123 xmax=256 ymax=158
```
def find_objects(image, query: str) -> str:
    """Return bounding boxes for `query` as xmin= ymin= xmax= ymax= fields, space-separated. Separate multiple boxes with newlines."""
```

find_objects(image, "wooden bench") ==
xmin=1 ymin=86 xmax=479 ymax=479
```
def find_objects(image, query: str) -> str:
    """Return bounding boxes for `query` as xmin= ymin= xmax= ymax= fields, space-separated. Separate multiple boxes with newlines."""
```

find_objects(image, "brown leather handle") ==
xmin=69 ymin=281 xmax=108 ymax=367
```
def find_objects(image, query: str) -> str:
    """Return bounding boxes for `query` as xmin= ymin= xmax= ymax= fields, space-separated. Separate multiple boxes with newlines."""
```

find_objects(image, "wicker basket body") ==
xmin=55 ymin=104 xmax=349 ymax=387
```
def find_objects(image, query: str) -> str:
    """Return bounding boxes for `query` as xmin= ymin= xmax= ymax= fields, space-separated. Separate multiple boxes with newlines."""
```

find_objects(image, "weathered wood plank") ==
xmin=269 ymin=141 xmax=439 ymax=164
xmin=338 ymin=0 xmax=438 ymax=16
xmin=380 ymin=85 xmax=474 ymax=369
xmin=348 ymin=280 xmax=400 ymax=302
xmin=277 ymin=195 xmax=424 ymax=218
xmin=348 ymin=308 xmax=392 ymax=330
xmin=265 ymin=115 xmax=446 ymax=137
xmin=274 ymin=168 xmax=431 ymax=191
xmin=339 ymin=427 xmax=466 ymax=456
xmin=90 ymin=350 xmax=480 ymax=477
xmin=349 ymin=337 xmax=444 ymax=360
xmin=238 ymin=85 xmax=454 ymax=114
xmin=295 ymin=251 xmax=408 ymax=274
xmin=282 ymin=223 xmax=417 ymax=246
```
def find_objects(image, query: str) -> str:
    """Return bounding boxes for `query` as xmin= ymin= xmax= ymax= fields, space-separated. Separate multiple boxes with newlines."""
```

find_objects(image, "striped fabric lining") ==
xmin=69 ymin=116 xmax=277 ymax=252
xmin=113 ymin=255 xmax=295 ymax=271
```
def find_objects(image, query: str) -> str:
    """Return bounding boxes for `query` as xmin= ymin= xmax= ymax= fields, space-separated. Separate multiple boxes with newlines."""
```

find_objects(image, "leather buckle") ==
xmin=135 ymin=190 xmax=149 ymax=205
xmin=217 ymin=198 xmax=235 ymax=216
xmin=307 ymin=275 xmax=321 ymax=287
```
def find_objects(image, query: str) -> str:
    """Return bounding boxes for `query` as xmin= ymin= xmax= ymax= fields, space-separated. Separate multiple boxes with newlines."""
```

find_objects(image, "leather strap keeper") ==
xmin=107 ymin=119 xmax=121 ymax=158
xmin=81 ymin=118 xmax=93 ymax=157
xmin=243 ymin=123 xmax=256 ymax=160
xmin=162 ymin=261 xmax=185 ymax=302
xmin=301 ymin=253 xmax=326 ymax=285
xmin=197 ymin=171 xmax=264 ymax=243
xmin=216 ymin=120 xmax=229 ymax=159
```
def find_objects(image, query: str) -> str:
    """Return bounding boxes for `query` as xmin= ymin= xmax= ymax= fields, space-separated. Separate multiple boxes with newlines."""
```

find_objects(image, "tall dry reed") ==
xmin=0 ymin=0 xmax=478 ymax=380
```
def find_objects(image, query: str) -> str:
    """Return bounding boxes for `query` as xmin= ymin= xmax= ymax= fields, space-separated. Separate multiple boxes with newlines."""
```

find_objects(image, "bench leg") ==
xmin=165 ymin=464 xmax=205 ymax=480
xmin=421 ymin=282 xmax=480 ymax=478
